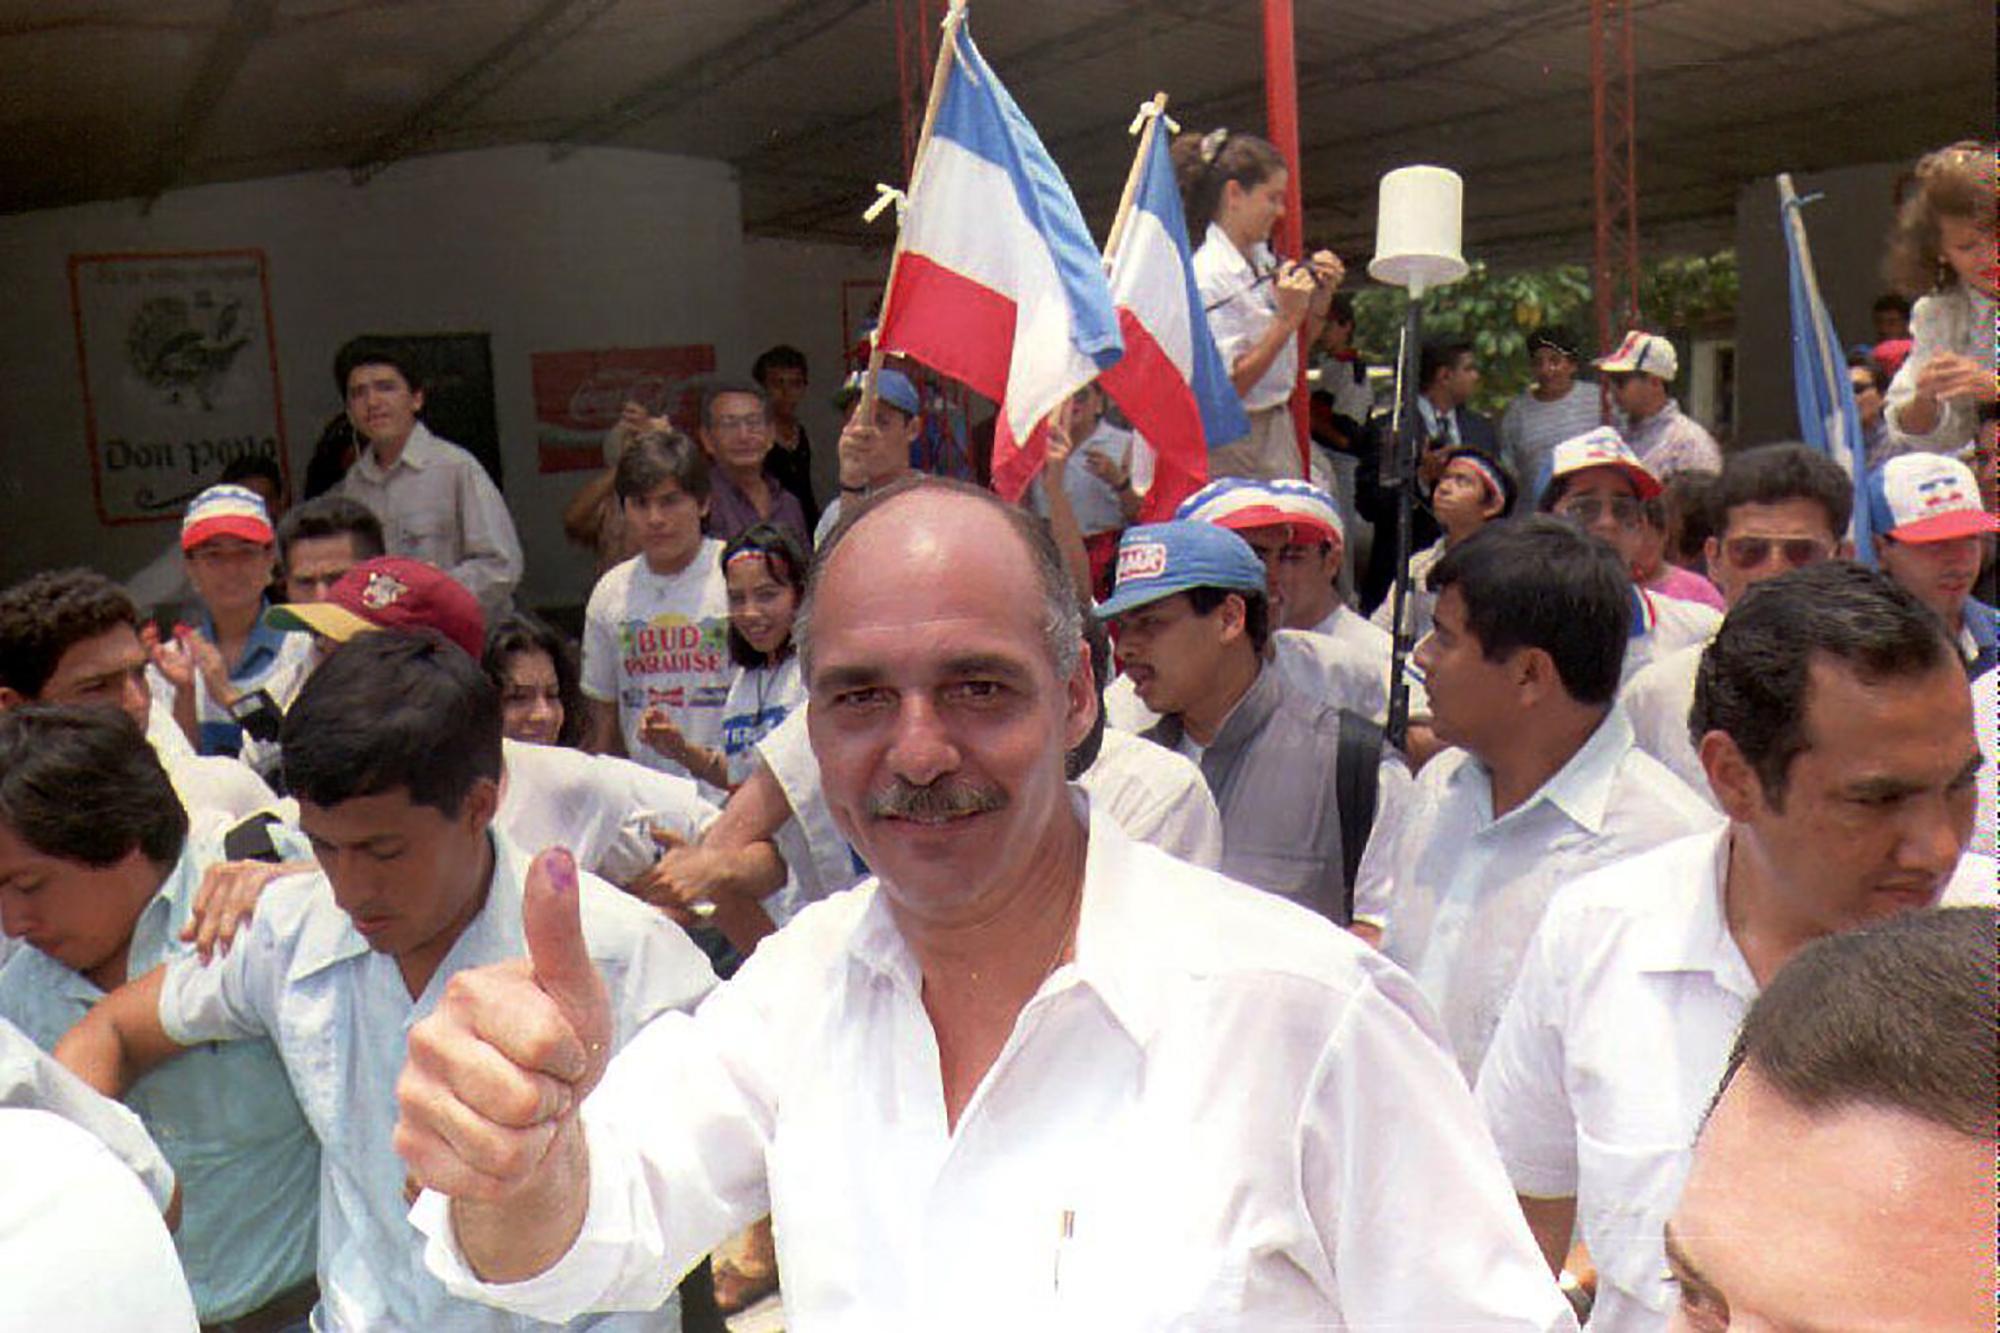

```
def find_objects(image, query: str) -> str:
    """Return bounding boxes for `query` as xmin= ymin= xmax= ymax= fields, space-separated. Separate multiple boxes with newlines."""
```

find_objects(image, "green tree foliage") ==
xmin=1350 ymin=251 xmax=1737 ymax=416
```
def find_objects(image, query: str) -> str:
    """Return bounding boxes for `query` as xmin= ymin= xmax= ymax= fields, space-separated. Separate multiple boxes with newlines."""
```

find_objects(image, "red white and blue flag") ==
xmin=873 ymin=18 xmax=1123 ymax=501
xmin=1099 ymin=122 xmax=1251 ymax=520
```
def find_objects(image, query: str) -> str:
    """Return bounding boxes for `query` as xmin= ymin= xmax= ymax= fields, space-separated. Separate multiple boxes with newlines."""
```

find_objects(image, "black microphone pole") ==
xmin=1381 ymin=292 xmax=1424 ymax=753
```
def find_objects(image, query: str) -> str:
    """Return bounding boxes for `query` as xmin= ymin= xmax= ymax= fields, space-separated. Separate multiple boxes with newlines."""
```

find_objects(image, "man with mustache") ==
xmin=1475 ymin=562 xmax=1994 ymax=1332
xmin=393 ymin=476 xmax=1576 ymax=1329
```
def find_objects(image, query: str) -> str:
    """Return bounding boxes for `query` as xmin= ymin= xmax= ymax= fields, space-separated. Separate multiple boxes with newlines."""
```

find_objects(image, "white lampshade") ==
xmin=1368 ymin=165 xmax=1468 ymax=293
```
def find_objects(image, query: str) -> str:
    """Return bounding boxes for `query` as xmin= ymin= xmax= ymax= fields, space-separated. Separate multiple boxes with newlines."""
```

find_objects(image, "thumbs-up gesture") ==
xmin=395 ymin=847 xmax=610 ymax=1213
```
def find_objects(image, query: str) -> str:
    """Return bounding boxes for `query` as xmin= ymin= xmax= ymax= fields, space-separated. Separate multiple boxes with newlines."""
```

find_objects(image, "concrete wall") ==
xmin=1733 ymin=159 xmax=1907 ymax=446
xmin=0 ymin=146 xmax=893 ymax=607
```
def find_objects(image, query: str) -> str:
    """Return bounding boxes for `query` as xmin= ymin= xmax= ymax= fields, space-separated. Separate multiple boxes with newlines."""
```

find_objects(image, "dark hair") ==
xmin=799 ymin=475 xmax=1083 ymax=680
xmin=481 ymin=613 xmax=584 ymax=748
xmin=0 ymin=570 xmax=140 ymax=699
xmin=700 ymin=380 xmax=770 ymax=429
xmin=276 ymin=494 xmax=387 ymax=563
xmin=1419 ymin=340 xmax=1476 ymax=391
xmin=721 ymin=523 xmax=809 ymax=669
xmin=1325 ymin=293 xmax=1356 ymax=326
xmin=1870 ymin=293 xmax=1913 ymax=318
xmin=1884 ymin=141 xmax=1996 ymax=297
xmin=1185 ymin=584 xmax=1272 ymax=656
xmin=1435 ymin=446 xmax=1518 ymax=517
xmin=614 ymin=429 xmax=710 ymax=505
xmin=1715 ymin=906 xmax=1996 ymax=1141
xmin=219 ymin=453 xmax=284 ymax=498
xmin=282 ymin=631 xmax=502 ymax=817
xmin=1428 ymin=517 xmax=1630 ymax=706
xmin=1170 ymin=129 xmax=1287 ymax=236
xmin=1689 ymin=562 xmax=1954 ymax=805
xmin=1712 ymin=444 xmax=1853 ymax=540
xmin=333 ymin=336 xmax=423 ymax=395
xmin=1066 ymin=618 xmax=1112 ymax=780
xmin=1845 ymin=353 xmax=1890 ymax=396
xmin=0 ymin=706 xmax=187 ymax=870
xmin=1663 ymin=470 xmax=1723 ymax=565
xmin=1525 ymin=326 xmax=1582 ymax=361
xmin=751 ymin=345 xmax=808 ymax=384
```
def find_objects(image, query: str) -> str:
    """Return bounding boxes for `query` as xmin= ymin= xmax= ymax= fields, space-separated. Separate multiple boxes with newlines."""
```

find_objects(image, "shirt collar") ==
xmin=842 ymin=792 xmax=1163 ymax=1046
xmin=356 ymin=421 xmax=439 ymax=478
xmin=1628 ymin=826 xmax=1756 ymax=994
xmin=1451 ymin=705 xmax=1634 ymax=837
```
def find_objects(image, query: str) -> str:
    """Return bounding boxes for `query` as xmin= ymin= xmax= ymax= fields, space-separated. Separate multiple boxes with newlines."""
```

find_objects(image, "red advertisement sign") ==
xmin=531 ymin=344 xmax=715 ymax=473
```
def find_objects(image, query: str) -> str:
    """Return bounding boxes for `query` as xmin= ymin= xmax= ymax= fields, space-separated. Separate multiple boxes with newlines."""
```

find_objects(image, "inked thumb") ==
xmin=521 ymin=847 xmax=611 ymax=1071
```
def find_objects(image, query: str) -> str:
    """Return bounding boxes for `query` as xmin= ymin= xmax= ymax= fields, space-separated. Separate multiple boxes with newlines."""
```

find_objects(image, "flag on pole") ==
xmin=1778 ymin=173 xmax=1875 ymax=562
xmin=1099 ymin=114 xmax=1251 ymax=521
xmin=872 ymin=16 xmax=1122 ymax=501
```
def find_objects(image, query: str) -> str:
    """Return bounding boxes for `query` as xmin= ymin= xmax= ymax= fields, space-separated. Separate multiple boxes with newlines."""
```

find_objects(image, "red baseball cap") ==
xmin=265 ymin=557 xmax=486 ymax=659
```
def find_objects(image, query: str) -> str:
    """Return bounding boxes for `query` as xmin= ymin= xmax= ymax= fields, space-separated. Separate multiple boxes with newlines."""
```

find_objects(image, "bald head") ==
xmin=797 ymin=477 xmax=1084 ymax=683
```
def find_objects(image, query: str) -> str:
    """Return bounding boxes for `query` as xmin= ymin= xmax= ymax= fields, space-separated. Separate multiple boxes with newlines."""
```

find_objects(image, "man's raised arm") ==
xmin=395 ymin=847 xmax=610 ymax=1283
xmin=53 ymin=967 xmax=191 ymax=1099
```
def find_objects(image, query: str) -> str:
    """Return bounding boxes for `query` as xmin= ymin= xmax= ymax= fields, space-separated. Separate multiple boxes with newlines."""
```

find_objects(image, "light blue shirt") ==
xmin=0 ymin=837 xmax=319 ymax=1322
xmin=155 ymin=827 xmax=716 ymax=1332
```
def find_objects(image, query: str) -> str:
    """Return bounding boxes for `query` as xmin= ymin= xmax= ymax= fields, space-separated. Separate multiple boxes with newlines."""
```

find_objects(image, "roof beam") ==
xmin=142 ymin=0 xmax=277 ymax=208
xmin=348 ymin=0 xmax=621 ymax=185
xmin=546 ymin=0 xmax=878 ymax=159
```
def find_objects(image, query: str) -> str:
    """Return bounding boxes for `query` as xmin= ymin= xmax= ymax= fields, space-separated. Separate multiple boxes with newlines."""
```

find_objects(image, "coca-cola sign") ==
xmin=532 ymin=344 xmax=715 ymax=473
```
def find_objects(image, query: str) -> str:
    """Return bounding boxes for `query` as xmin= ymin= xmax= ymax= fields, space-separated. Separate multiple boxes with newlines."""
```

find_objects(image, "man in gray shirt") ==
xmin=1098 ymin=520 xmax=1363 ymax=920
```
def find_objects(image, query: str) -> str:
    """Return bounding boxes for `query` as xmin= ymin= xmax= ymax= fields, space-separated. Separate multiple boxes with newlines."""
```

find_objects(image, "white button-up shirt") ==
xmin=1365 ymin=708 xmax=1720 ymax=1077
xmin=498 ymin=738 xmax=720 ymax=888
xmin=1 ymin=1015 xmax=174 ymax=1213
xmin=415 ymin=803 xmax=1577 ymax=1331
xmin=1194 ymin=222 xmax=1297 ymax=412
xmin=1620 ymin=640 xmax=1715 ymax=805
xmin=1475 ymin=828 xmax=1999 ymax=1333
xmin=333 ymin=423 xmax=524 ymax=619
xmin=156 ymin=830 xmax=716 ymax=1332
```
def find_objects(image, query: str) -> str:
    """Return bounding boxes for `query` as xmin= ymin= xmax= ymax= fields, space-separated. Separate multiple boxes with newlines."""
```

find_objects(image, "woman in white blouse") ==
xmin=1173 ymin=127 xmax=1345 ymax=481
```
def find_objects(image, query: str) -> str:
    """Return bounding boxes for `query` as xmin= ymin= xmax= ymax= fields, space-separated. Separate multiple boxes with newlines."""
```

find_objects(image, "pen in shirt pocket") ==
xmin=1052 ymin=1208 xmax=1075 ymax=1293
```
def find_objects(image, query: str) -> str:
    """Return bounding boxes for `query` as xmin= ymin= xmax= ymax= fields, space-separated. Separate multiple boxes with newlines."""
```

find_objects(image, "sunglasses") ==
xmin=1721 ymin=535 xmax=1831 ymax=570
xmin=1555 ymin=494 xmax=1642 ymax=528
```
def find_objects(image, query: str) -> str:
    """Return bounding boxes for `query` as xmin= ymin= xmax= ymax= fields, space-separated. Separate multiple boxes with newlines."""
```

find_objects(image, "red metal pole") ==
xmin=1263 ymin=0 xmax=1310 ymax=475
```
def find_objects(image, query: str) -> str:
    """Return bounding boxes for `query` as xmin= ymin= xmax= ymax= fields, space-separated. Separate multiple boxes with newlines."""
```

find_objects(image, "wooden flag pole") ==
xmin=1103 ymin=92 xmax=1170 ymax=267
xmin=860 ymin=0 xmax=969 ymax=421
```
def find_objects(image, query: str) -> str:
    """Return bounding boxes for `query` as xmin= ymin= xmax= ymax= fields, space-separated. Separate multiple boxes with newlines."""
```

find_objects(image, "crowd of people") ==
xmin=0 ymin=132 xmax=1993 ymax=1333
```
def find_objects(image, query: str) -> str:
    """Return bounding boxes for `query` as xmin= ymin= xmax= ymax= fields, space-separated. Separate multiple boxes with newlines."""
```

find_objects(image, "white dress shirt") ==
xmin=156 ymin=830 xmax=716 ymax=1332
xmin=498 ymin=738 xmax=720 ymax=888
xmin=1194 ymin=223 xmax=1297 ymax=412
xmin=1620 ymin=590 xmax=1719 ymax=687
xmin=1620 ymin=640 xmax=1715 ymax=805
xmin=1476 ymin=828 xmax=1998 ymax=1333
xmin=0 ymin=1109 xmax=198 ymax=1331
xmin=1304 ymin=604 xmax=1393 ymax=695
xmin=1366 ymin=708 xmax=1720 ymax=1077
xmin=415 ymin=802 xmax=1578 ymax=1332
xmin=333 ymin=423 xmax=524 ymax=618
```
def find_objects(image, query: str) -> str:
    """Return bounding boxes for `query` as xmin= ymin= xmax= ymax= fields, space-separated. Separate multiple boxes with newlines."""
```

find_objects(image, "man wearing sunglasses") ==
xmin=1537 ymin=430 xmax=1721 ymax=688
xmin=1623 ymin=445 xmax=1852 ymax=803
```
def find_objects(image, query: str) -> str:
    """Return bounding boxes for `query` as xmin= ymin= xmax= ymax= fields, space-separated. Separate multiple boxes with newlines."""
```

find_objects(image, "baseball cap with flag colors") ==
xmin=1868 ymin=453 xmax=2000 ymax=543
xmin=1595 ymin=330 xmax=1679 ymax=381
xmin=1175 ymin=477 xmax=1345 ymax=545
xmin=265 ymin=557 xmax=486 ymax=659
xmin=1094 ymin=521 xmax=1267 ymax=621
xmin=181 ymin=484 xmax=274 ymax=551
xmin=1543 ymin=427 xmax=1663 ymax=504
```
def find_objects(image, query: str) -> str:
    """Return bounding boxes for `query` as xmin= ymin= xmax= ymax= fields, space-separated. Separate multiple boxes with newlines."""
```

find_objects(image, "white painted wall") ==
xmin=0 ymin=145 xmax=755 ymax=607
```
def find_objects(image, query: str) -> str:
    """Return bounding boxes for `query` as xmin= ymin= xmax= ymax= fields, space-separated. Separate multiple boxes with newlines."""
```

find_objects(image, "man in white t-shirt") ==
xmin=1475 ymin=562 xmax=1991 ymax=1333
xmin=582 ymin=432 xmax=732 ymax=793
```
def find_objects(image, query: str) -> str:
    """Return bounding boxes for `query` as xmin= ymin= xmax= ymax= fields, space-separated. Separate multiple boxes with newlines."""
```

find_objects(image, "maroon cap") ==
xmin=265 ymin=557 xmax=486 ymax=659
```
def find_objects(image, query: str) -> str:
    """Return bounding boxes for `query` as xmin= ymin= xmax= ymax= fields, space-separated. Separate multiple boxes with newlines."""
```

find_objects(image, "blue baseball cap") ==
xmin=834 ymin=367 xmax=921 ymax=417
xmin=1094 ymin=521 xmax=1268 ymax=621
